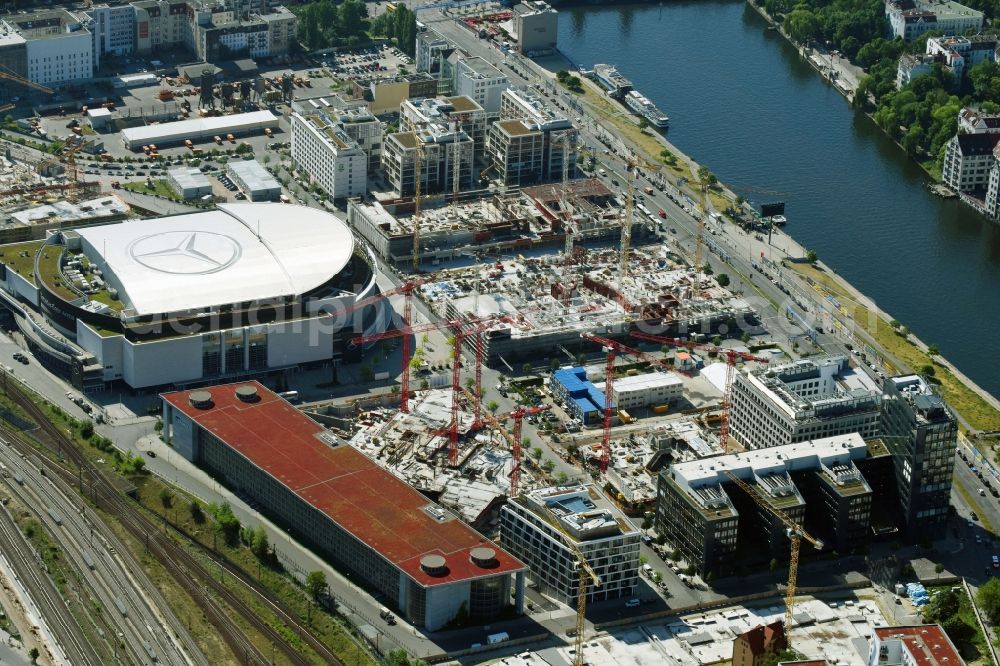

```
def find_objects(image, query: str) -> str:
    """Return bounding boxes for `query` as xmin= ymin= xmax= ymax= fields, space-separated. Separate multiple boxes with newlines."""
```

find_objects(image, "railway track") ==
xmin=0 ymin=496 xmax=100 ymax=666
xmin=1 ymin=376 xmax=350 ymax=666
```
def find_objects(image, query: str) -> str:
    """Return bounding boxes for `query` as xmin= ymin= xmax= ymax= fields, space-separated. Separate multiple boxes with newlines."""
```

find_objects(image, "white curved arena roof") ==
xmin=76 ymin=204 xmax=355 ymax=316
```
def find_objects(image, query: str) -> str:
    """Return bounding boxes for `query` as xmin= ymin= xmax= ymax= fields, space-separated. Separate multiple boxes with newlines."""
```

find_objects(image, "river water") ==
xmin=557 ymin=0 xmax=1000 ymax=399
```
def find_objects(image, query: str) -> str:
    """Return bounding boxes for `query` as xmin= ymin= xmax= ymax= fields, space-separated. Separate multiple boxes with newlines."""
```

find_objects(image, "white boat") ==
xmin=591 ymin=64 xmax=632 ymax=99
xmin=624 ymin=90 xmax=669 ymax=128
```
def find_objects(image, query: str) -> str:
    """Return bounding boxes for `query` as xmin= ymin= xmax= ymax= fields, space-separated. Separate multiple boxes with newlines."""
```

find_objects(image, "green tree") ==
xmin=927 ymin=344 xmax=940 ymax=356
xmin=306 ymin=570 xmax=328 ymax=599
xmin=80 ymin=420 xmax=94 ymax=439
xmin=542 ymin=459 xmax=556 ymax=473
xmin=550 ymin=358 xmax=561 ymax=371
xmin=522 ymin=362 xmax=533 ymax=375
xmin=249 ymin=525 xmax=269 ymax=559
xmin=784 ymin=8 xmax=820 ymax=43
xmin=159 ymin=488 xmax=173 ymax=508
xmin=29 ymin=648 xmax=39 ymax=664
xmin=190 ymin=500 xmax=205 ymax=524
xmin=530 ymin=447 xmax=543 ymax=461
xmin=487 ymin=400 xmax=499 ymax=413
xmin=211 ymin=502 xmax=241 ymax=546
xmin=805 ymin=249 xmax=818 ymax=263
xmin=716 ymin=273 xmax=730 ymax=287
xmin=926 ymin=588 xmax=961 ymax=621
xmin=978 ymin=577 xmax=1000 ymax=623
xmin=556 ymin=471 xmax=569 ymax=484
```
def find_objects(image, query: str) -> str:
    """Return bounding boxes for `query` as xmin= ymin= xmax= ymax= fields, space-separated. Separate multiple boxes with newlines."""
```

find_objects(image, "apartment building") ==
xmin=84 ymin=4 xmax=136 ymax=60
xmin=454 ymin=56 xmax=509 ymax=114
xmin=382 ymin=124 xmax=474 ymax=197
xmin=290 ymin=112 xmax=368 ymax=199
xmin=733 ymin=622 xmax=787 ymax=666
xmin=727 ymin=355 xmax=882 ymax=451
xmin=500 ymin=484 xmax=640 ymax=606
xmin=925 ymin=34 xmax=998 ymax=82
xmin=655 ymin=435 xmax=875 ymax=576
xmin=133 ymin=0 xmax=191 ymax=55
xmin=190 ymin=5 xmax=295 ymax=61
xmin=881 ymin=375 xmax=956 ymax=537
xmin=942 ymin=132 xmax=1000 ymax=193
xmin=868 ymin=626 xmax=964 ymax=666
xmin=400 ymin=95 xmax=488 ymax=161
xmin=885 ymin=0 xmax=983 ymax=41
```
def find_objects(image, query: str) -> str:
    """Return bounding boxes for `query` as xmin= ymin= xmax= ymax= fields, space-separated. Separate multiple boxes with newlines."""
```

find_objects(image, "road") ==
xmin=0 ymin=439 xmax=203 ymax=666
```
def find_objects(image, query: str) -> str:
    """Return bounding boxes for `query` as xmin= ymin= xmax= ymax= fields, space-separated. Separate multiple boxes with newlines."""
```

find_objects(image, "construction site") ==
xmin=348 ymin=178 xmax=637 ymax=268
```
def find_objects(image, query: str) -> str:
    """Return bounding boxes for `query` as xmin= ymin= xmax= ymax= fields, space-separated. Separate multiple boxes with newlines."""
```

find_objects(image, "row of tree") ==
xmin=370 ymin=5 xmax=418 ymax=57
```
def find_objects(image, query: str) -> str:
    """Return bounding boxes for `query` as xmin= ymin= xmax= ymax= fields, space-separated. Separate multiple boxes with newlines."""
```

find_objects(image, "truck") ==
xmin=263 ymin=127 xmax=273 ymax=137
xmin=379 ymin=606 xmax=395 ymax=624
xmin=618 ymin=409 xmax=633 ymax=424
xmin=226 ymin=133 xmax=236 ymax=144
xmin=644 ymin=186 xmax=654 ymax=195
xmin=184 ymin=139 xmax=193 ymax=149
xmin=652 ymin=404 xmax=670 ymax=415
xmin=487 ymin=632 xmax=509 ymax=645
xmin=158 ymin=89 xmax=174 ymax=101
xmin=213 ymin=135 xmax=223 ymax=145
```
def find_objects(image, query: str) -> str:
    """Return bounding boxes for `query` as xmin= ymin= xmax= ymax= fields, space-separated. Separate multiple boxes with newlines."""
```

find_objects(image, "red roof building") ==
xmin=161 ymin=381 xmax=526 ymax=631
xmin=869 ymin=625 xmax=965 ymax=666
xmin=733 ymin=621 xmax=788 ymax=666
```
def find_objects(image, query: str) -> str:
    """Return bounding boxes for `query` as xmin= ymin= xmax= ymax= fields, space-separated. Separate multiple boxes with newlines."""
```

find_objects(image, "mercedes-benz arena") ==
xmin=0 ymin=204 xmax=385 ymax=389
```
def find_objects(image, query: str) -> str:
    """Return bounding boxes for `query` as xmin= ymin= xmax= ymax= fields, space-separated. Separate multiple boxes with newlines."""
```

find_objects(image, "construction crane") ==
xmin=620 ymin=157 xmax=660 ymax=282
xmin=412 ymin=133 xmax=424 ymax=272
xmin=548 ymin=501 xmax=603 ymax=666
xmin=477 ymin=403 xmax=551 ymax=496
xmin=353 ymin=313 xmax=509 ymax=465
xmin=0 ymin=65 xmax=53 ymax=95
xmin=631 ymin=331 xmax=768 ymax=451
xmin=331 ymin=278 xmax=429 ymax=413
xmin=579 ymin=332 xmax=679 ymax=473
xmin=722 ymin=469 xmax=823 ymax=642
xmin=552 ymin=129 xmax=576 ymax=256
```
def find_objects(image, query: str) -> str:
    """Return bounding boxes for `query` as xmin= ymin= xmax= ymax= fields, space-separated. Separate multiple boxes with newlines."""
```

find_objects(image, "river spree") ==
xmin=558 ymin=0 xmax=1000 ymax=398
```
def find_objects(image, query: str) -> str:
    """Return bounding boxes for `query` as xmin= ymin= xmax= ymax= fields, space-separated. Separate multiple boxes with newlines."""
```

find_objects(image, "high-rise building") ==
xmin=0 ymin=10 xmax=94 ymax=85
xmin=382 ymin=124 xmax=474 ymax=197
xmin=84 ymin=4 xmax=136 ymax=61
xmin=488 ymin=87 xmax=576 ymax=186
xmin=454 ymin=57 xmax=509 ymax=115
xmin=415 ymin=25 xmax=456 ymax=93
xmin=881 ymin=375 xmax=957 ymax=537
xmin=500 ymin=484 xmax=640 ymax=606
xmin=727 ymin=355 xmax=882 ymax=450
xmin=400 ymin=95 xmax=488 ymax=161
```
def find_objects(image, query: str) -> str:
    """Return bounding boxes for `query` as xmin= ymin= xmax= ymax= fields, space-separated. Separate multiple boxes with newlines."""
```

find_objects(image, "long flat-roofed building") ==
xmin=121 ymin=110 xmax=279 ymax=150
xmin=727 ymin=355 xmax=882 ymax=450
xmin=162 ymin=381 xmax=526 ymax=631
xmin=500 ymin=484 xmax=639 ymax=606
xmin=655 ymin=435 xmax=876 ymax=576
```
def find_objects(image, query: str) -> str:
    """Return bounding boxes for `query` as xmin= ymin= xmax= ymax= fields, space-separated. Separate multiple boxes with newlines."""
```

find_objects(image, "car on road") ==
xmin=12 ymin=352 xmax=27 ymax=364
xmin=972 ymin=512 xmax=979 ymax=521
xmin=980 ymin=488 xmax=987 ymax=496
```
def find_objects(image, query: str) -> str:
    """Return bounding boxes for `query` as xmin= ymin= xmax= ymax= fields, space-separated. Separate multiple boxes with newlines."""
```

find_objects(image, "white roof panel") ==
xmin=120 ymin=110 xmax=278 ymax=145
xmin=76 ymin=203 xmax=354 ymax=315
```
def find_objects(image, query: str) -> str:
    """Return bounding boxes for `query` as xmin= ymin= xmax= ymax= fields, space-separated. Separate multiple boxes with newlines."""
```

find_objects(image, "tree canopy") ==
xmin=297 ymin=0 xmax=371 ymax=51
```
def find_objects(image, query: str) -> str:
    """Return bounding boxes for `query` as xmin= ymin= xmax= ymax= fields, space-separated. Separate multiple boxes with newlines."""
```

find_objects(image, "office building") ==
xmin=0 ymin=10 xmax=93 ymax=85
xmin=162 ymin=382 xmax=526 ymax=631
xmin=727 ymin=355 xmax=882 ymax=450
xmin=612 ymin=372 xmax=683 ymax=411
xmin=885 ymin=0 xmax=983 ymax=41
xmin=454 ymin=57 xmax=509 ymax=114
xmin=415 ymin=25 xmax=456 ymax=92
xmin=881 ymin=376 xmax=956 ymax=537
xmin=188 ymin=4 xmax=295 ymax=61
xmin=382 ymin=124 xmax=474 ymax=197
xmin=290 ymin=97 xmax=383 ymax=172
xmin=227 ymin=160 xmax=280 ymax=202
xmin=551 ymin=366 xmax=612 ymax=425
xmin=733 ymin=621 xmax=787 ymax=666
xmin=290 ymin=112 xmax=368 ymax=199
xmin=500 ymin=484 xmax=639 ymax=606
xmin=400 ymin=95 xmax=488 ymax=160
xmin=489 ymin=87 xmax=577 ymax=186
xmin=512 ymin=1 xmax=558 ymax=56
xmin=868 ymin=625 xmax=964 ymax=666
xmin=167 ymin=166 xmax=212 ymax=200
xmin=655 ymin=435 xmax=875 ymax=576
xmin=132 ymin=0 xmax=191 ymax=55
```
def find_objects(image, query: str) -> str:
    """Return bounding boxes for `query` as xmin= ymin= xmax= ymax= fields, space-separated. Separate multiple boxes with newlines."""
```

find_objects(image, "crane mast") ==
xmin=412 ymin=135 xmax=423 ymax=272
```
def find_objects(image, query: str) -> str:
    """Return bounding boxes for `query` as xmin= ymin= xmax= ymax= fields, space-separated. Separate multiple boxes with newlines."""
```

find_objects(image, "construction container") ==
xmin=652 ymin=404 xmax=669 ymax=414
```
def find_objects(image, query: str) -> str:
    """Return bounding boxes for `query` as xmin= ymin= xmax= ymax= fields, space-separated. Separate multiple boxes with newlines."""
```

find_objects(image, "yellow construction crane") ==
xmin=723 ymin=470 xmax=823 ymax=643
xmin=620 ymin=156 xmax=660 ymax=281
xmin=693 ymin=169 xmax=713 ymax=292
xmin=0 ymin=65 xmax=53 ymax=95
xmin=412 ymin=132 xmax=424 ymax=272
xmin=552 ymin=129 xmax=576 ymax=255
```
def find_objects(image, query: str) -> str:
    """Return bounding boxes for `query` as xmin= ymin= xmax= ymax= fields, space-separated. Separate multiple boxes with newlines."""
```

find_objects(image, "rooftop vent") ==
xmin=235 ymin=385 xmax=259 ymax=403
xmin=420 ymin=554 xmax=448 ymax=576
xmin=470 ymin=547 xmax=498 ymax=568
xmin=189 ymin=390 xmax=213 ymax=409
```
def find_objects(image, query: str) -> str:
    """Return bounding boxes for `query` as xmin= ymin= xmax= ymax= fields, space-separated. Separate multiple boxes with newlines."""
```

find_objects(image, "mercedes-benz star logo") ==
xmin=128 ymin=231 xmax=242 ymax=275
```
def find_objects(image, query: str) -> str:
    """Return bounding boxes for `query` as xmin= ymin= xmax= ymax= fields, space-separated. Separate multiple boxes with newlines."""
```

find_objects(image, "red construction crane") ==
xmin=354 ymin=313 xmax=508 ymax=465
xmin=471 ymin=399 xmax=551 ymax=496
xmin=630 ymin=331 xmax=769 ymax=450
xmin=335 ymin=278 xmax=429 ymax=413
xmin=579 ymin=332 xmax=679 ymax=473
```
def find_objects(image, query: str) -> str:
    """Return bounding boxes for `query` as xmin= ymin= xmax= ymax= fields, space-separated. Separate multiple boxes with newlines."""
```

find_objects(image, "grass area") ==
xmin=0 ymin=240 xmax=44 ymax=278
xmin=35 ymin=246 xmax=79 ymax=302
xmin=786 ymin=262 xmax=1000 ymax=431
xmin=577 ymin=80 xmax=692 ymax=181
xmin=123 ymin=179 xmax=184 ymax=202
xmin=88 ymin=286 xmax=124 ymax=312
xmin=929 ymin=585 xmax=995 ymax=666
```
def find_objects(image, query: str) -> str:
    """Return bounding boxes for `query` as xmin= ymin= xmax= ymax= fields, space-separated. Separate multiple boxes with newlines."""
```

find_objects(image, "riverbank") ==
xmin=530 ymin=47 xmax=1000 ymax=432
